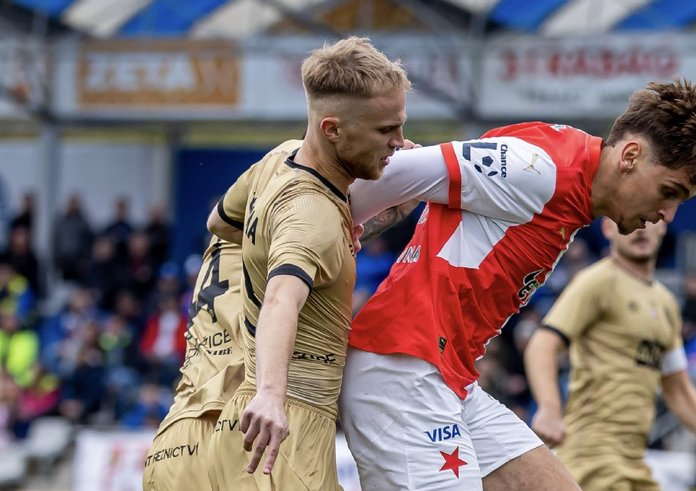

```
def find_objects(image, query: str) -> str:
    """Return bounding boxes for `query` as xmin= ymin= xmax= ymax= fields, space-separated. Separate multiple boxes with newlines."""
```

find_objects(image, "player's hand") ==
xmin=353 ymin=224 xmax=365 ymax=254
xmin=531 ymin=406 xmax=566 ymax=448
xmin=401 ymin=139 xmax=422 ymax=150
xmin=240 ymin=392 xmax=289 ymax=474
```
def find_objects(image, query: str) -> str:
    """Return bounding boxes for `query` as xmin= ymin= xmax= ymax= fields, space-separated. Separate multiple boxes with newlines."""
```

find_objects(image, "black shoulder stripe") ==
xmin=217 ymin=199 xmax=244 ymax=229
xmin=540 ymin=325 xmax=571 ymax=347
xmin=268 ymin=264 xmax=313 ymax=292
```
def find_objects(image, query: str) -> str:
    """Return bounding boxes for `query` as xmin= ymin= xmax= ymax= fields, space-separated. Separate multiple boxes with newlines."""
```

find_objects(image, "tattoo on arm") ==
xmin=361 ymin=199 xmax=420 ymax=243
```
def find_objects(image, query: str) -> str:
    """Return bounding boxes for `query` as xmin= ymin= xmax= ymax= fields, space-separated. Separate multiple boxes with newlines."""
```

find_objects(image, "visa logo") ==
xmin=425 ymin=424 xmax=461 ymax=442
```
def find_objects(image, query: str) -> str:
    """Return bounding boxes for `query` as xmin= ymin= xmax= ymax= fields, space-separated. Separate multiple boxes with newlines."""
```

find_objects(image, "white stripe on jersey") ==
xmin=453 ymin=137 xmax=557 ymax=222
xmin=437 ymin=212 xmax=512 ymax=268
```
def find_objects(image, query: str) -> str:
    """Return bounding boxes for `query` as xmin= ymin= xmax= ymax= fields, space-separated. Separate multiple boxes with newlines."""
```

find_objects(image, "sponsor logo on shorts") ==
xmin=425 ymin=424 xmax=461 ymax=443
xmin=214 ymin=419 xmax=239 ymax=433
xmin=144 ymin=442 xmax=199 ymax=467
xmin=438 ymin=446 xmax=467 ymax=478
xmin=291 ymin=351 xmax=337 ymax=365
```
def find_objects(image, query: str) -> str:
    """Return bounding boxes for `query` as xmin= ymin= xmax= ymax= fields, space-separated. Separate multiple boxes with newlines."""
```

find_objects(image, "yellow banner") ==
xmin=77 ymin=40 xmax=240 ymax=107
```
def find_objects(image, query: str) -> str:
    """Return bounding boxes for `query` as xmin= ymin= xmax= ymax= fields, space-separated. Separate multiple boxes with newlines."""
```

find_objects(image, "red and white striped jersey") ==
xmin=349 ymin=122 xmax=602 ymax=398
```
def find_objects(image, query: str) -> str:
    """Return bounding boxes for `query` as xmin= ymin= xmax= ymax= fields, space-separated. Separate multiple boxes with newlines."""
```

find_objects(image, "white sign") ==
xmin=477 ymin=33 xmax=696 ymax=119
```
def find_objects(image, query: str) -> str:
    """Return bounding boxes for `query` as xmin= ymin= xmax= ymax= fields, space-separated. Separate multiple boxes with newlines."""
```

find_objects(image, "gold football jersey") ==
xmin=223 ymin=142 xmax=356 ymax=416
xmin=544 ymin=257 xmax=682 ymax=460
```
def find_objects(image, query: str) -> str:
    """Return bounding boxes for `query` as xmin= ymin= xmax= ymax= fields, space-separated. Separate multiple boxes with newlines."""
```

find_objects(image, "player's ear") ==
xmin=619 ymin=141 xmax=640 ymax=173
xmin=600 ymin=217 xmax=618 ymax=240
xmin=320 ymin=117 xmax=340 ymax=141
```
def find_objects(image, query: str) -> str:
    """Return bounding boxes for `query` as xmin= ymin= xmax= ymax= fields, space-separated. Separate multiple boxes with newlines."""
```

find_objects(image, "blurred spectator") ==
xmin=53 ymin=194 xmax=94 ymax=283
xmin=155 ymin=262 xmax=182 ymax=298
xmin=139 ymin=293 xmax=186 ymax=387
xmin=14 ymin=364 xmax=59 ymax=438
xmin=476 ymin=337 xmax=530 ymax=420
xmin=58 ymin=339 xmax=106 ymax=424
xmin=0 ymin=372 xmax=18 ymax=447
xmin=0 ymin=226 xmax=41 ymax=297
xmin=52 ymin=319 xmax=102 ymax=379
xmin=103 ymin=197 xmax=133 ymax=258
xmin=0 ymin=262 xmax=35 ymax=325
xmin=86 ymin=235 xmax=128 ymax=310
xmin=40 ymin=288 xmax=101 ymax=374
xmin=180 ymin=254 xmax=202 ymax=313
xmin=353 ymin=236 xmax=395 ymax=315
xmin=0 ymin=312 xmax=39 ymax=388
xmin=120 ymin=383 xmax=169 ymax=429
xmin=111 ymin=290 xmax=143 ymax=338
xmin=100 ymin=314 xmax=142 ymax=418
xmin=144 ymin=204 xmax=171 ymax=269
xmin=125 ymin=231 xmax=156 ymax=301
xmin=9 ymin=191 xmax=35 ymax=234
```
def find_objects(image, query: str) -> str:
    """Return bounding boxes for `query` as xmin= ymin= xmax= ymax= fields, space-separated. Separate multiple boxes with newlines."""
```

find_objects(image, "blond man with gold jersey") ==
xmin=203 ymin=36 xmax=410 ymax=490
xmin=525 ymin=217 xmax=696 ymax=491
xmin=143 ymin=131 xmax=418 ymax=491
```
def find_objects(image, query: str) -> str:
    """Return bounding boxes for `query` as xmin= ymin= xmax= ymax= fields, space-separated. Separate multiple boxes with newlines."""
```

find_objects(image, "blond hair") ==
xmin=301 ymin=36 xmax=411 ymax=100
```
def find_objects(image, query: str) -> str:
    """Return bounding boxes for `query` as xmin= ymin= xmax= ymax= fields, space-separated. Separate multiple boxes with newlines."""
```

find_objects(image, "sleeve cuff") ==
xmin=217 ymin=198 xmax=244 ymax=229
xmin=268 ymin=264 xmax=313 ymax=292
xmin=539 ymin=324 xmax=571 ymax=347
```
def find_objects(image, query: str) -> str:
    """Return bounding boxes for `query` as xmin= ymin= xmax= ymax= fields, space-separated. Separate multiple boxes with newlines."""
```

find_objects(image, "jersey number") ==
xmin=187 ymin=242 xmax=229 ymax=328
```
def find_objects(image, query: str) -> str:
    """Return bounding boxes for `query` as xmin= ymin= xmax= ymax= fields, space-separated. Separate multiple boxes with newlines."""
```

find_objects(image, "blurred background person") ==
xmin=525 ymin=218 xmax=696 ymax=491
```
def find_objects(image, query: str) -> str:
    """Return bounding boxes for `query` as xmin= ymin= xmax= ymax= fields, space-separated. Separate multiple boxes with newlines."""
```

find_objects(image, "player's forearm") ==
xmin=524 ymin=332 xmax=564 ymax=411
xmin=207 ymin=204 xmax=243 ymax=244
xmin=254 ymin=275 xmax=309 ymax=398
xmin=663 ymin=371 xmax=696 ymax=434
xmin=361 ymin=200 xmax=420 ymax=243
xmin=254 ymin=300 xmax=300 ymax=398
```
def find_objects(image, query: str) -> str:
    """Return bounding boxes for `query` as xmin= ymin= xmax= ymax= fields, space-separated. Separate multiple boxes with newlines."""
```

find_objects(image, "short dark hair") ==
xmin=607 ymin=79 xmax=696 ymax=184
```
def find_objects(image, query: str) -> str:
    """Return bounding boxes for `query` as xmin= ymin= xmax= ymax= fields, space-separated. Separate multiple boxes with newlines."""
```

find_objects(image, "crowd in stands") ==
xmin=0 ymin=191 xmax=694 ymax=454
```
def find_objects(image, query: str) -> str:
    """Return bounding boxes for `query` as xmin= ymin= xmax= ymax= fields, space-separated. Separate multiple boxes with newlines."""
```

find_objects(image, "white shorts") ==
xmin=338 ymin=348 xmax=543 ymax=490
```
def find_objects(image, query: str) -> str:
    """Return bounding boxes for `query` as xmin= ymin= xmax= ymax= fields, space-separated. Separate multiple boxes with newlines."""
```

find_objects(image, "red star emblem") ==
xmin=439 ymin=446 xmax=467 ymax=478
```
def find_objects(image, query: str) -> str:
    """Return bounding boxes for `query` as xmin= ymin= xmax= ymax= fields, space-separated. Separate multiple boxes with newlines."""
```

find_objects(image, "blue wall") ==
xmin=172 ymin=147 xmax=267 ymax=265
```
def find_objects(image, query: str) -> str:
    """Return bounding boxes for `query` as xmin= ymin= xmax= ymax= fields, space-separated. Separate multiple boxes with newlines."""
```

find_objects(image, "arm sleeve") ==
xmin=267 ymin=191 xmax=345 ymax=290
xmin=542 ymin=269 xmax=605 ymax=342
xmin=662 ymin=295 xmax=688 ymax=375
xmin=349 ymin=136 xmax=557 ymax=224
xmin=220 ymin=163 xmax=259 ymax=227
xmin=349 ymin=144 xmax=448 ymax=225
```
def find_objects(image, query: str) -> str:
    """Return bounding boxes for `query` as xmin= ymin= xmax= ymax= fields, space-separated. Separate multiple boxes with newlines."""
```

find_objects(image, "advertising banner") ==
xmin=477 ymin=34 xmax=696 ymax=119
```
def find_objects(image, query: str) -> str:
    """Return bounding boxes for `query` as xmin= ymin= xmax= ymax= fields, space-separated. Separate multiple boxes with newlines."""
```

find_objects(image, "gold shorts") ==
xmin=207 ymin=389 xmax=343 ymax=491
xmin=562 ymin=454 xmax=659 ymax=491
xmin=143 ymin=413 xmax=219 ymax=491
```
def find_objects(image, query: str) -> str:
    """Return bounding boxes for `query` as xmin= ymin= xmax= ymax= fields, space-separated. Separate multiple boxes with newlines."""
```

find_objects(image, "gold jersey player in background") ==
xmin=142 ymin=140 xmax=301 ymax=491
xmin=206 ymin=36 xmax=410 ymax=490
xmin=525 ymin=217 xmax=696 ymax=491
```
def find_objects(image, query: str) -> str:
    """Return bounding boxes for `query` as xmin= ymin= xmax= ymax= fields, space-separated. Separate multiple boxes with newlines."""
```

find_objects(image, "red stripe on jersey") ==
xmin=440 ymin=142 xmax=461 ymax=209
